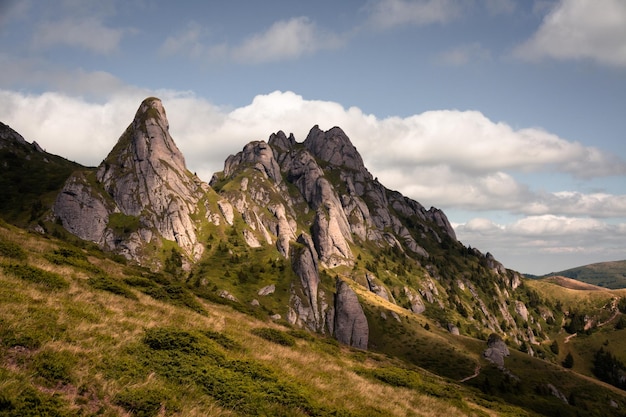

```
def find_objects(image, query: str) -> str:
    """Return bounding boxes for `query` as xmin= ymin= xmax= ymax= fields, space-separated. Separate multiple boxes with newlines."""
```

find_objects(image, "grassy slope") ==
xmin=1 ymin=222 xmax=625 ymax=416
xmin=1 ymin=221 xmax=544 ymax=417
xmin=0 ymin=140 xmax=82 ymax=226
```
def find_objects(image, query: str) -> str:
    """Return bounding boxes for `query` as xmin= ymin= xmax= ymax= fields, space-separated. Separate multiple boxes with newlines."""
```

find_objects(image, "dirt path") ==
xmin=598 ymin=297 xmax=621 ymax=327
xmin=459 ymin=364 xmax=481 ymax=383
xmin=564 ymin=333 xmax=577 ymax=344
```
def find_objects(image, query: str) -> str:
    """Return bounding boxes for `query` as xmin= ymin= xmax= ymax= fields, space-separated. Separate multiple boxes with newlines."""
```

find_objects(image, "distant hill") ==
xmin=543 ymin=260 xmax=626 ymax=289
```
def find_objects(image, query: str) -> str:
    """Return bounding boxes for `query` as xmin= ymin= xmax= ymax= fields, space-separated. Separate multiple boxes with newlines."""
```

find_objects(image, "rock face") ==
xmin=483 ymin=333 xmax=510 ymax=368
xmin=46 ymin=98 xmax=541 ymax=351
xmin=0 ymin=122 xmax=29 ymax=148
xmin=333 ymin=279 xmax=369 ymax=349
xmin=54 ymin=98 xmax=211 ymax=265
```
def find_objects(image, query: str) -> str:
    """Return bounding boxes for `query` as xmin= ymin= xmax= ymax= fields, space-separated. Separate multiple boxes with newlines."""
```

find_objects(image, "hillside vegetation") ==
xmin=542 ymin=261 xmax=626 ymax=289
xmin=1 ymin=221 xmax=626 ymax=416
xmin=3 ymin=101 xmax=626 ymax=416
xmin=0 ymin=221 xmax=529 ymax=416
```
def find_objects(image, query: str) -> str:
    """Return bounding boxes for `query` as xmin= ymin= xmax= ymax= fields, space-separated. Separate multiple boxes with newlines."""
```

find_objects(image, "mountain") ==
xmin=0 ymin=122 xmax=81 ymax=226
xmin=2 ymin=97 xmax=626 ymax=416
xmin=542 ymin=260 xmax=626 ymax=289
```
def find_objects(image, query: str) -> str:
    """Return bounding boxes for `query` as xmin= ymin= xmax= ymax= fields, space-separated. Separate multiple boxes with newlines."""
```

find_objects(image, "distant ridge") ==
xmin=543 ymin=260 xmax=626 ymax=289
xmin=542 ymin=276 xmax=609 ymax=291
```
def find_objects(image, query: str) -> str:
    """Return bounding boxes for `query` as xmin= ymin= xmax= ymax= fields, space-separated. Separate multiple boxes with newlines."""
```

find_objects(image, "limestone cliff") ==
xmin=47 ymin=99 xmax=544 ymax=352
xmin=54 ymin=98 xmax=213 ymax=266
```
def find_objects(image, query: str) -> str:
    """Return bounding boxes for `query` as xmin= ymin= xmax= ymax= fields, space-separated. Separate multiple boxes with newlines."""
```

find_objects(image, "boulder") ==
xmin=333 ymin=279 xmax=368 ymax=349
xmin=483 ymin=333 xmax=510 ymax=368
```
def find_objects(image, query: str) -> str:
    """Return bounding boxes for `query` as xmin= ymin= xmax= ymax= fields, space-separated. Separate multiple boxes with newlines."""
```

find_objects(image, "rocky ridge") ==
xmin=50 ymin=98 xmax=545 ymax=352
xmin=54 ymin=98 xmax=214 ymax=267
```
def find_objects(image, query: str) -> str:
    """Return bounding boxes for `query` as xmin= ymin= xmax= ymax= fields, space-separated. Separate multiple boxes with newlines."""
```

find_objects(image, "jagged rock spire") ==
xmin=55 ymin=97 xmax=208 ymax=264
xmin=303 ymin=125 xmax=370 ymax=176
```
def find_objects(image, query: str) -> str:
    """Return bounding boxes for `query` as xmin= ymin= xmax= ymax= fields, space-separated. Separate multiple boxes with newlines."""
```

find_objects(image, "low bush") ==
xmin=44 ymin=247 xmax=102 ymax=274
xmin=114 ymin=386 xmax=178 ymax=417
xmin=359 ymin=366 xmax=421 ymax=389
xmin=0 ymin=386 xmax=70 ymax=417
xmin=87 ymin=275 xmax=137 ymax=300
xmin=251 ymin=327 xmax=296 ymax=347
xmin=1 ymin=263 xmax=68 ymax=290
xmin=32 ymin=349 xmax=75 ymax=385
xmin=125 ymin=276 xmax=206 ymax=314
xmin=0 ymin=238 xmax=27 ymax=260
xmin=202 ymin=330 xmax=242 ymax=351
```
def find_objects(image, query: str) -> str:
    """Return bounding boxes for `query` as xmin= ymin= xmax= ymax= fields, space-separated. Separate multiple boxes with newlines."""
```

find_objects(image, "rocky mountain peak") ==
xmin=303 ymin=125 xmax=370 ymax=176
xmin=54 ymin=97 xmax=209 ymax=265
xmin=0 ymin=122 xmax=29 ymax=148
xmin=100 ymin=97 xmax=186 ymax=179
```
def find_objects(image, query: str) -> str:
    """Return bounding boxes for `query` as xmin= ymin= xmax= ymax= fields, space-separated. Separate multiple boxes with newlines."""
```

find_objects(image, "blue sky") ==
xmin=1 ymin=0 xmax=625 ymax=274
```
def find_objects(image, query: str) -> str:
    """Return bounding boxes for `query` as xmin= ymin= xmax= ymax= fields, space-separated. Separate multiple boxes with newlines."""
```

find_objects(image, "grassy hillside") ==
xmin=543 ymin=260 xmax=626 ymax=289
xmin=0 ymin=136 xmax=82 ymax=226
xmin=2 ymin=221 xmax=626 ymax=416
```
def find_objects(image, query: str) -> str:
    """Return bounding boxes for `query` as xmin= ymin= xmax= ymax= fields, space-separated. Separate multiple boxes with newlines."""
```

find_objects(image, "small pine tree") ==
xmin=562 ymin=352 xmax=574 ymax=368
xmin=550 ymin=340 xmax=559 ymax=355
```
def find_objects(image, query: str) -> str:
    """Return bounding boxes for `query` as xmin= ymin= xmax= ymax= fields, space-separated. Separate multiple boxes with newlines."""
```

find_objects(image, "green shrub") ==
xmin=114 ymin=386 xmax=177 ymax=417
xmin=202 ymin=330 xmax=242 ymax=351
xmin=288 ymin=329 xmax=316 ymax=341
xmin=142 ymin=328 xmax=223 ymax=361
xmin=44 ymin=247 xmax=101 ymax=273
xmin=196 ymin=364 xmax=315 ymax=415
xmin=143 ymin=328 xmax=201 ymax=352
xmin=0 ymin=386 xmax=70 ymax=417
xmin=1 ymin=263 xmax=68 ymax=290
xmin=124 ymin=275 xmax=206 ymax=314
xmin=0 ymin=238 xmax=27 ymax=260
xmin=32 ymin=349 xmax=75 ymax=385
xmin=0 ymin=322 xmax=43 ymax=349
xmin=108 ymin=213 xmax=140 ymax=236
xmin=362 ymin=366 xmax=422 ymax=389
xmin=87 ymin=275 xmax=137 ymax=300
xmin=251 ymin=327 xmax=296 ymax=347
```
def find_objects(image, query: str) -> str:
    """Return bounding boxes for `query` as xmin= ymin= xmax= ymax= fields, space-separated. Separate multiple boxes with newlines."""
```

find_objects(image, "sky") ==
xmin=0 ymin=0 xmax=625 ymax=275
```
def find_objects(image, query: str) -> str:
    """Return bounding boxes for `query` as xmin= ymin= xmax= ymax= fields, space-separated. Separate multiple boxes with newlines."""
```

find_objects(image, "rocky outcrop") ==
xmin=289 ymin=234 xmax=324 ymax=331
xmin=366 ymin=272 xmax=391 ymax=301
xmin=54 ymin=97 xmax=211 ymax=265
xmin=483 ymin=333 xmax=510 ymax=368
xmin=0 ymin=122 xmax=29 ymax=148
xmin=47 ymin=99 xmax=532 ymax=350
xmin=333 ymin=279 xmax=369 ymax=349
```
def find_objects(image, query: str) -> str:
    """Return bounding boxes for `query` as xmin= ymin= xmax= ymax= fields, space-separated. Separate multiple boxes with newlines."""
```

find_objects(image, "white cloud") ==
xmin=455 ymin=215 xmax=626 ymax=273
xmin=356 ymin=110 xmax=625 ymax=178
xmin=32 ymin=17 xmax=127 ymax=54
xmin=514 ymin=0 xmax=626 ymax=68
xmin=1 ymin=88 xmax=624 ymax=274
xmin=232 ymin=17 xmax=343 ymax=63
xmin=161 ymin=17 xmax=344 ymax=64
xmin=364 ymin=0 xmax=462 ymax=29
xmin=160 ymin=21 xmax=206 ymax=58
xmin=1 ymin=89 xmax=624 ymax=218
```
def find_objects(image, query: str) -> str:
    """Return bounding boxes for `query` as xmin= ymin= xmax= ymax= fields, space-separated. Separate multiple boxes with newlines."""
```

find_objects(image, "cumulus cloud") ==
xmin=2 ymin=88 xmax=624 ymax=274
xmin=32 ymin=17 xmax=127 ymax=54
xmin=364 ymin=0 xmax=463 ymax=28
xmin=455 ymin=215 xmax=626 ymax=273
xmin=232 ymin=17 xmax=344 ymax=63
xmin=1 ymin=89 xmax=625 ymax=218
xmin=514 ymin=0 xmax=626 ymax=68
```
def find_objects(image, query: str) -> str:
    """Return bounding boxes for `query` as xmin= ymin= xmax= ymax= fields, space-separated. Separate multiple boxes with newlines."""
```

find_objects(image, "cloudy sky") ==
xmin=1 ymin=0 xmax=625 ymax=275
